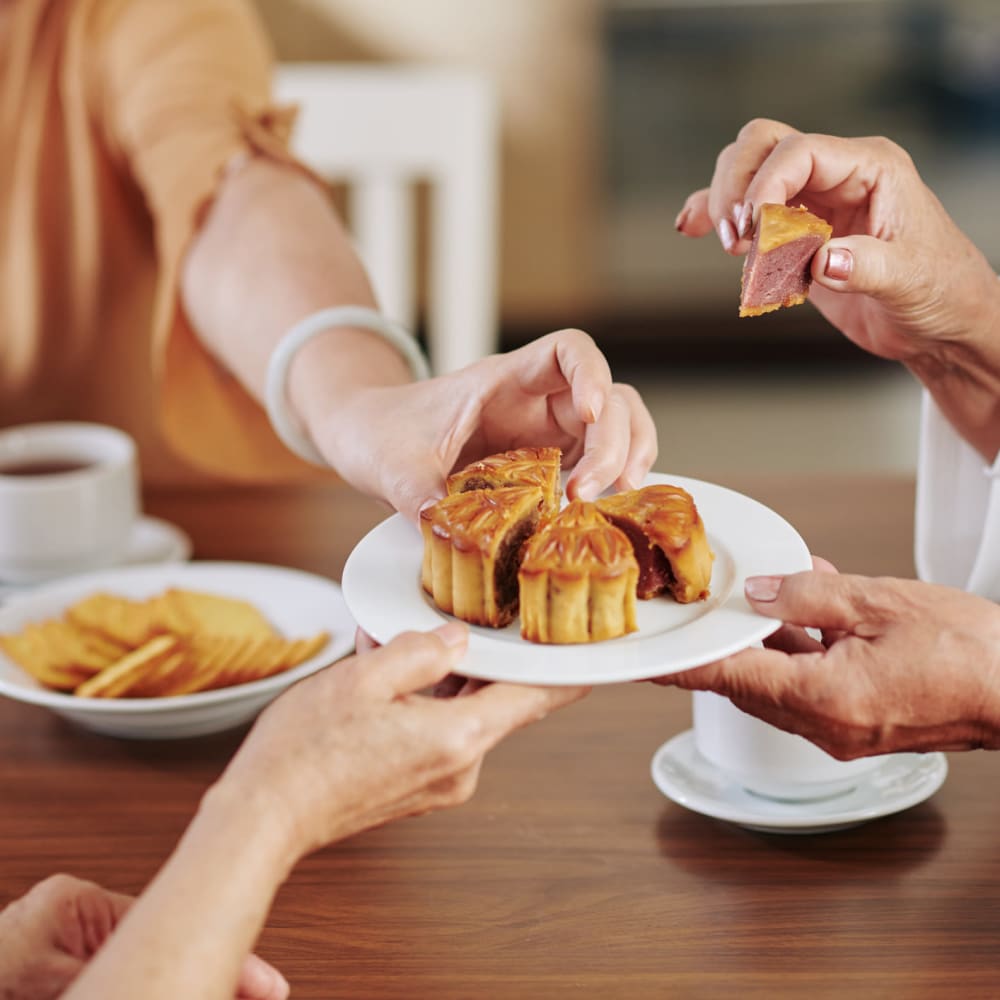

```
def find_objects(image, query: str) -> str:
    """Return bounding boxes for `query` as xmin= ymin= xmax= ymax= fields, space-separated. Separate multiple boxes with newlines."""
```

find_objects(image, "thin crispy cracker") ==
xmin=161 ymin=589 xmax=277 ymax=639
xmin=75 ymin=636 xmax=180 ymax=699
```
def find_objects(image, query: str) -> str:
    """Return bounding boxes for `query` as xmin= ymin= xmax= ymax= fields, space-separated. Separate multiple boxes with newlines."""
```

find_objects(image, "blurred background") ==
xmin=253 ymin=0 xmax=1000 ymax=478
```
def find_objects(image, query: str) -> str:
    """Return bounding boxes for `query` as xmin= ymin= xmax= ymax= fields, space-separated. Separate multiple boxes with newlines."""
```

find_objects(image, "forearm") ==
xmin=908 ymin=352 xmax=1000 ymax=465
xmin=63 ymin=781 xmax=298 ymax=1000
xmin=181 ymin=157 xmax=413 ymax=443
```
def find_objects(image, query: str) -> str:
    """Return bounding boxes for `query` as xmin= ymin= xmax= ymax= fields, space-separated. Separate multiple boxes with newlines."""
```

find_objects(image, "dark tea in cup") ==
xmin=0 ymin=423 xmax=138 ymax=583
xmin=0 ymin=459 xmax=93 ymax=476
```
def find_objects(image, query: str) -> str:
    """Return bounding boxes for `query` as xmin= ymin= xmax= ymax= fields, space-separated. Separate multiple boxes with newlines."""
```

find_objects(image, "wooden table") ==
xmin=3 ymin=475 xmax=1000 ymax=998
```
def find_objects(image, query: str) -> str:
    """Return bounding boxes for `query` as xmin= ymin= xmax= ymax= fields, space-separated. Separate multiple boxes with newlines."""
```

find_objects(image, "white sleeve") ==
xmin=915 ymin=389 xmax=1000 ymax=599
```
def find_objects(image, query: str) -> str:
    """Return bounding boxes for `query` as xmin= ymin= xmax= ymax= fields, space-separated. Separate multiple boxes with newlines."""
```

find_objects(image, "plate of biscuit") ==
xmin=342 ymin=449 xmax=811 ymax=686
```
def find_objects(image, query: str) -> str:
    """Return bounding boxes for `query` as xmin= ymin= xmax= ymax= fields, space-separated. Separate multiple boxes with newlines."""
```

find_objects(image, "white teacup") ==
xmin=0 ymin=422 xmax=139 ymax=584
xmin=693 ymin=690 xmax=881 ymax=802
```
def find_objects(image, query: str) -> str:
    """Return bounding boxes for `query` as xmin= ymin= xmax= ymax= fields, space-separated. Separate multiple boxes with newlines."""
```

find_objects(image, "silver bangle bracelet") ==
xmin=265 ymin=305 xmax=431 ymax=466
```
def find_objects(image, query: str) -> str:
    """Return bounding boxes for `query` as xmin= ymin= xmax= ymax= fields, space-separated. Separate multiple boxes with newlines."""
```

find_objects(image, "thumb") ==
xmin=386 ymin=467 xmax=446 ymax=527
xmin=236 ymin=952 xmax=290 ymax=1000
xmin=812 ymin=235 xmax=908 ymax=302
xmin=744 ymin=570 xmax=877 ymax=633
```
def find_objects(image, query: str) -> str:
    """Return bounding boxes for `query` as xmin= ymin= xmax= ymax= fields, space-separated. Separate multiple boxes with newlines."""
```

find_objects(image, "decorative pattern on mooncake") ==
xmin=420 ymin=486 xmax=545 ymax=628
xmin=518 ymin=500 xmax=638 ymax=644
xmin=740 ymin=203 xmax=833 ymax=317
xmin=447 ymin=447 xmax=562 ymax=515
xmin=595 ymin=485 xmax=714 ymax=603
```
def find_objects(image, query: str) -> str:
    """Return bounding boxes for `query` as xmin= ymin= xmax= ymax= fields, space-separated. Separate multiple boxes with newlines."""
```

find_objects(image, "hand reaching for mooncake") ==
xmin=305 ymin=329 xmax=658 ymax=525
xmin=675 ymin=118 xmax=1000 ymax=459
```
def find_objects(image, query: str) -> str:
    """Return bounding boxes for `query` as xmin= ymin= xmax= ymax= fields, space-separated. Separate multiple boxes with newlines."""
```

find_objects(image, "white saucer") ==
xmin=119 ymin=515 xmax=192 ymax=567
xmin=651 ymin=730 xmax=948 ymax=834
xmin=0 ymin=515 xmax=191 ymax=602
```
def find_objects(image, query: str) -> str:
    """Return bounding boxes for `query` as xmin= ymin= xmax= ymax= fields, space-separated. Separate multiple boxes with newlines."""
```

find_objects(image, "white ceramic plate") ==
xmin=0 ymin=562 xmax=355 ymax=739
xmin=651 ymin=730 xmax=948 ymax=834
xmin=342 ymin=472 xmax=811 ymax=685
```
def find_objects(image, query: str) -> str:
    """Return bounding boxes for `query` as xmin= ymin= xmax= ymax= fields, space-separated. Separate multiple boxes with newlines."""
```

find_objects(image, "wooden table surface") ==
xmin=3 ymin=474 xmax=1000 ymax=999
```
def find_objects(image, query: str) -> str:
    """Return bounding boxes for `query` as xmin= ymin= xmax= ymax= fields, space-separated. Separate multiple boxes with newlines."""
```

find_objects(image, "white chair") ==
xmin=273 ymin=63 xmax=500 ymax=374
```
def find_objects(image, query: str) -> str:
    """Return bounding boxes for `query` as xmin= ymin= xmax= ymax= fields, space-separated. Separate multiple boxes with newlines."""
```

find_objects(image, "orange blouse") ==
xmin=0 ymin=0 xmax=318 ymax=483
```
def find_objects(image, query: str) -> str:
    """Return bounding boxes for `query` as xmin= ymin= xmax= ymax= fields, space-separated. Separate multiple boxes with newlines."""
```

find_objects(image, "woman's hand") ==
xmin=676 ymin=119 xmax=1000 ymax=457
xmin=0 ymin=875 xmax=287 ymax=1000
xmin=59 ymin=627 xmax=580 ymax=1000
xmin=677 ymin=118 xmax=999 ymax=360
xmin=218 ymin=623 xmax=589 ymax=860
xmin=308 ymin=328 xmax=658 ymax=524
xmin=654 ymin=569 xmax=1000 ymax=759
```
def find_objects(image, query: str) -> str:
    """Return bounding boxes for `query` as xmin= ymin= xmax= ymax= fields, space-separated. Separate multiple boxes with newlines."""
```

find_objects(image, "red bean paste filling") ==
xmin=459 ymin=477 xmax=495 ymax=492
xmin=601 ymin=514 xmax=675 ymax=600
xmin=494 ymin=516 xmax=537 ymax=615
xmin=743 ymin=235 xmax=823 ymax=307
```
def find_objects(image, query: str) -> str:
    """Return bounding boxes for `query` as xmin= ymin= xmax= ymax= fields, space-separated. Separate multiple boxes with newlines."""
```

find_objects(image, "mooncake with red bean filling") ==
xmin=519 ymin=500 xmax=638 ymax=644
xmin=740 ymin=203 xmax=832 ymax=317
xmin=595 ymin=485 xmax=713 ymax=603
xmin=420 ymin=486 xmax=545 ymax=628
xmin=447 ymin=447 xmax=562 ymax=516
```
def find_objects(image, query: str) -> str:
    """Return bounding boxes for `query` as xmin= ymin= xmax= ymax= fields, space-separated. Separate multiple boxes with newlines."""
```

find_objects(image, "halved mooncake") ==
xmin=519 ymin=500 xmax=639 ymax=644
xmin=739 ymin=203 xmax=833 ymax=317
xmin=595 ymin=485 xmax=714 ymax=603
xmin=447 ymin=447 xmax=562 ymax=515
xmin=420 ymin=485 xmax=545 ymax=628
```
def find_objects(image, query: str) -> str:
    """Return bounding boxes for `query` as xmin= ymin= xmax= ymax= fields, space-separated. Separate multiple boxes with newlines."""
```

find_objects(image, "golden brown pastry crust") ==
xmin=519 ymin=500 xmax=638 ymax=644
xmin=420 ymin=486 xmax=544 ymax=628
xmin=447 ymin=447 xmax=562 ymax=515
xmin=596 ymin=485 xmax=714 ymax=603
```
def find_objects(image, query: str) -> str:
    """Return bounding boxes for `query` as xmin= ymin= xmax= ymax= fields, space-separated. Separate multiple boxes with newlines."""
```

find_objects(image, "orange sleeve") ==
xmin=95 ymin=0 xmax=328 ymax=480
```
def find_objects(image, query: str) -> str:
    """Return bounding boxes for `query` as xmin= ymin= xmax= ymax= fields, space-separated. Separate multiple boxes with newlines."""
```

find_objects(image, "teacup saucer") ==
xmin=119 ymin=515 xmax=192 ymax=568
xmin=0 ymin=515 xmax=191 ymax=601
xmin=651 ymin=730 xmax=948 ymax=834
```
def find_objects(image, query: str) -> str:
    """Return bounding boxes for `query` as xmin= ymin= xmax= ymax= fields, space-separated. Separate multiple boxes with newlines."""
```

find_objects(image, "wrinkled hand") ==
xmin=310 ymin=329 xmax=657 ymax=523
xmin=219 ymin=623 xmax=589 ymax=859
xmin=654 ymin=568 xmax=1000 ymax=758
xmin=676 ymin=118 xmax=1000 ymax=364
xmin=0 ymin=874 xmax=287 ymax=1000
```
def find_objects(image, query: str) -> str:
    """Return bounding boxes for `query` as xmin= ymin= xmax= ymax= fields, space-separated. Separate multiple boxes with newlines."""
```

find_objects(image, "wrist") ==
xmin=289 ymin=324 xmax=412 ymax=437
xmin=196 ymin=777 xmax=303 ymax=883
xmin=905 ymin=271 xmax=1000 ymax=462
xmin=267 ymin=306 xmax=430 ymax=466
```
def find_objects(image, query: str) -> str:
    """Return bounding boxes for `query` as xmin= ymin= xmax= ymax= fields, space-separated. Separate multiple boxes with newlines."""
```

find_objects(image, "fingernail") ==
xmin=745 ymin=575 xmax=782 ymax=602
xmin=674 ymin=206 xmax=690 ymax=231
xmin=418 ymin=496 xmax=442 ymax=517
xmin=731 ymin=202 xmax=743 ymax=228
xmin=738 ymin=200 xmax=754 ymax=239
xmin=717 ymin=218 xmax=736 ymax=253
xmin=583 ymin=390 xmax=603 ymax=423
xmin=435 ymin=622 xmax=468 ymax=647
xmin=824 ymin=247 xmax=853 ymax=281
